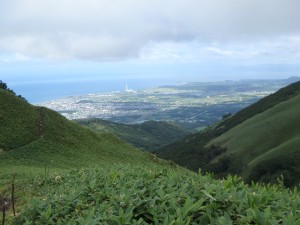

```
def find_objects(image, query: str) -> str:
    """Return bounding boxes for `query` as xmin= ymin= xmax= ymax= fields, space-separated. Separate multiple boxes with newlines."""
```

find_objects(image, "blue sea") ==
xmin=9 ymin=78 xmax=169 ymax=103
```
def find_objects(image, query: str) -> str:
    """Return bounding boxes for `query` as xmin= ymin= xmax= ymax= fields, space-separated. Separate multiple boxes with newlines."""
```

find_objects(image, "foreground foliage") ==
xmin=12 ymin=165 xmax=300 ymax=225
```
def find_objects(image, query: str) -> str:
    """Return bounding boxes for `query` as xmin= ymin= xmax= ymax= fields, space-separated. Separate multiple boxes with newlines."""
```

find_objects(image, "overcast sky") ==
xmin=1 ymin=0 xmax=300 ymax=93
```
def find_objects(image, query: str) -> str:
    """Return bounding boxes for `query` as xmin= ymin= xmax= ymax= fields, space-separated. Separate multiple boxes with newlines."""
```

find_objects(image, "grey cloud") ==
xmin=0 ymin=0 xmax=300 ymax=60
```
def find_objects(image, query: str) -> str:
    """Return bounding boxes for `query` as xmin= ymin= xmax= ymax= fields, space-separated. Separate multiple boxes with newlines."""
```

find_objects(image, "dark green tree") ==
xmin=0 ymin=80 xmax=8 ymax=90
xmin=0 ymin=80 xmax=27 ymax=102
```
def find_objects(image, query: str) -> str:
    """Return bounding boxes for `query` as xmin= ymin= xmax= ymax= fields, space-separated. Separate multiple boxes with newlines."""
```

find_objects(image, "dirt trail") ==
xmin=38 ymin=107 xmax=45 ymax=138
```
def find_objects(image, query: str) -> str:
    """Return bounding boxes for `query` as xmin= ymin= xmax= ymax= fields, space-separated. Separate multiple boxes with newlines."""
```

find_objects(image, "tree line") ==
xmin=0 ymin=80 xmax=27 ymax=102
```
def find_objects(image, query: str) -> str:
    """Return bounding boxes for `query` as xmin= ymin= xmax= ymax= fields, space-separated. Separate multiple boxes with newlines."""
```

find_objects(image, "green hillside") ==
xmin=208 ymin=94 xmax=300 ymax=186
xmin=0 ymin=88 xmax=40 ymax=151
xmin=0 ymin=88 xmax=150 ymax=176
xmin=156 ymin=81 xmax=300 ymax=186
xmin=1 ymin=85 xmax=300 ymax=224
xmin=214 ymin=80 xmax=300 ymax=135
xmin=75 ymin=118 xmax=190 ymax=151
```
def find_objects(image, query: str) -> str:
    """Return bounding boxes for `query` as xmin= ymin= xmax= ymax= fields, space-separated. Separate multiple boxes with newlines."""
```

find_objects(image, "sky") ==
xmin=1 ymin=0 xmax=300 ymax=102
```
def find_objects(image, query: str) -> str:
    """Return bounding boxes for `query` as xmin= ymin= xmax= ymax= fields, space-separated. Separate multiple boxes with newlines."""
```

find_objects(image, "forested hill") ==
xmin=75 ymin=118 xmax=190 ymax=151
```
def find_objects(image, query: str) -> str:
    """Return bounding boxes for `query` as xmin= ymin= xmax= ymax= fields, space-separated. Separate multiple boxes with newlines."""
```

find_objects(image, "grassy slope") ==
xmin=214 ymin=80 xmax=300 ymax=135
xmin=209 ymin=94 xmax=300 ymax=185
xmin=0 ymin=89 xmax=151 ymax=178
xmin=0 ymin=89 xmax=40 ymax=151
xmin=211 ymin=94 xmax=300 ymax=161
xmin=75 ymin=118 xmax=190 ymax=151
xmin=156 ymin=81 xmax=300 ymax=186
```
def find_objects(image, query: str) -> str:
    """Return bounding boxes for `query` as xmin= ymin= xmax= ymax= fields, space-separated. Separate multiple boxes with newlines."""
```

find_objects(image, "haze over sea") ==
xmin=7 ymin=78 xmax=166 ymax=103
xmin=5 ymin=71 xmax=299 ymax=103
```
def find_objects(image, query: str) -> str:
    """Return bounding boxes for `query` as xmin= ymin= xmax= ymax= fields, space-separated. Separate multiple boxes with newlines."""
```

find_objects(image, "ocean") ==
xmin=9 ymin=78 xmax=167 ymax=103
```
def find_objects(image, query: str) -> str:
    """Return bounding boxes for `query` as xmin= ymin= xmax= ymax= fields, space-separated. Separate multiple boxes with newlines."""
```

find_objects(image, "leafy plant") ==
xmin=12 ymin=165 xmax=300 ymax=225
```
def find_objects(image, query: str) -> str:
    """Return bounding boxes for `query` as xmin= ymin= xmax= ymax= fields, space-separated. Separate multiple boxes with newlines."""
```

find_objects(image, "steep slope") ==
xmin=208 ymin=94 xmax=300 ymax=186
xmin=213 ymin=80 xmax=300 ymax=135
xmin=0 ymin=88 xmax=40 ymax=151
xmin=156 ymin=81 xmax=300 ymax=186
xmin=75 ymin=118 xmax=190 ymax=151
xmin=0 ymin=88 xmax=150 ymax=174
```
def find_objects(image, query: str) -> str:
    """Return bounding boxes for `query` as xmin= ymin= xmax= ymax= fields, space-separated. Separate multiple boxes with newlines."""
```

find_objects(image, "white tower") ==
xmin=125 ymin=83 xmax=135 ymax=93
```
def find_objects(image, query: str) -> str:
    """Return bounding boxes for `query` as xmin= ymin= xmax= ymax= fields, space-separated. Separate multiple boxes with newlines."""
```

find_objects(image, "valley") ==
xmin=75 ymin=119 xmax=190 ymax=151
xmin=1 ymin=79 xmax=300 ymax=224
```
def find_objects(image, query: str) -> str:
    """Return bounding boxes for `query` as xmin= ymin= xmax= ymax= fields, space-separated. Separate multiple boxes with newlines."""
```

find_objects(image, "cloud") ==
xmin=0 ymin=0 xmax=300 ymax=61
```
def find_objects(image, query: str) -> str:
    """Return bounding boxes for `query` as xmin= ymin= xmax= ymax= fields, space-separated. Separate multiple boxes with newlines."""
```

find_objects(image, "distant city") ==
xmin=39 ymin=77 xmax=299 ymax=129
